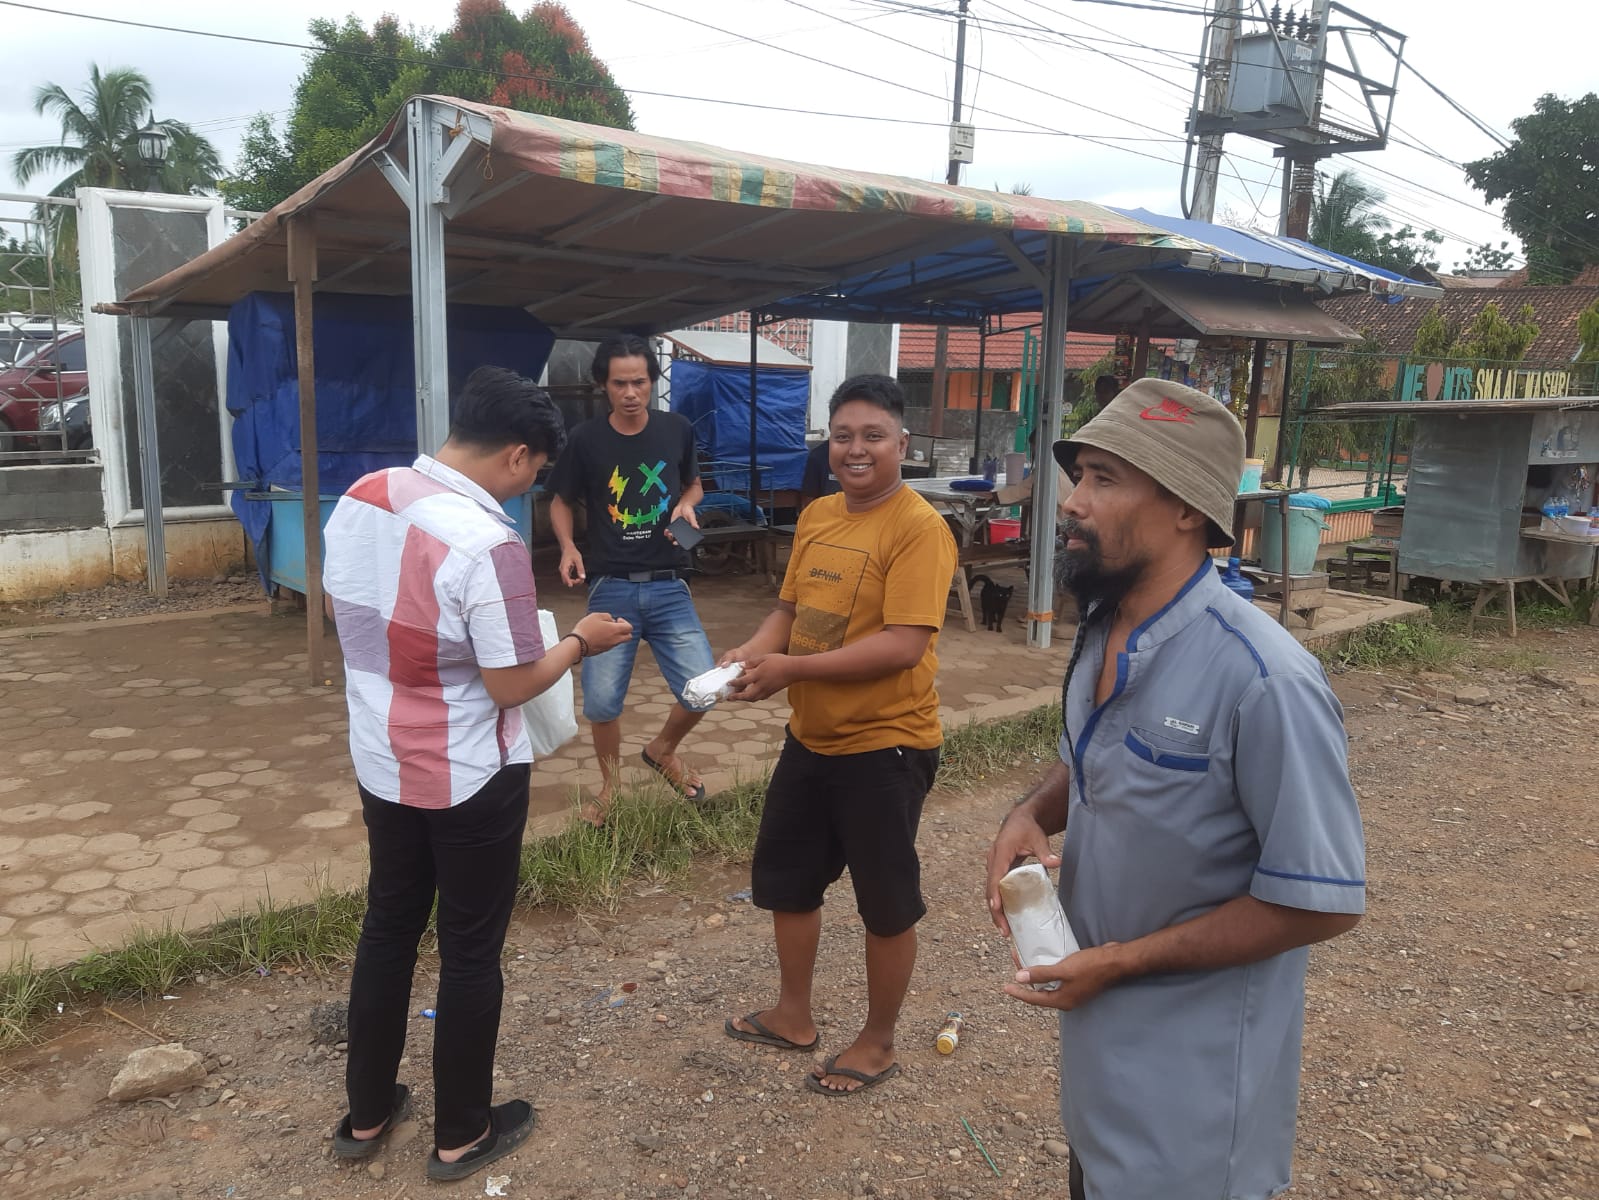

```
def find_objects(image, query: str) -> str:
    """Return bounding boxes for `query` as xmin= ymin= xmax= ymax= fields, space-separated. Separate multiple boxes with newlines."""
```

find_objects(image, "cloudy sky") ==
xmin=1 ymin=0 xmax=1590 ymax=268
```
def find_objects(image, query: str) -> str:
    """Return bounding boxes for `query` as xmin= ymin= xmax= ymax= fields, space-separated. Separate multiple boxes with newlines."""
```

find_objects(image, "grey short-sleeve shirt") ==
xmin=1054 ymin=560 xmax=1365 ymax=1200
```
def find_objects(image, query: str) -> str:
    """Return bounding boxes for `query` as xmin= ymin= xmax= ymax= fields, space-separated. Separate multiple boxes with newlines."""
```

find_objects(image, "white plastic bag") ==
xmin=521 ymin=609 xmax=578 ymax=757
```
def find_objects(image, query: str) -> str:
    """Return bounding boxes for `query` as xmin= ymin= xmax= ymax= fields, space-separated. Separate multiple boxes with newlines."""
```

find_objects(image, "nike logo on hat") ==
xmin=1140 ymin=397 xmax=1196 ymax=424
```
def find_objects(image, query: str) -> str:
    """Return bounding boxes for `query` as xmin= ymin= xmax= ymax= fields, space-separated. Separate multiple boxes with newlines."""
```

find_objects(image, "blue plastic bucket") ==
xmin=1259 ymin=502 xmax=1324 ymax=576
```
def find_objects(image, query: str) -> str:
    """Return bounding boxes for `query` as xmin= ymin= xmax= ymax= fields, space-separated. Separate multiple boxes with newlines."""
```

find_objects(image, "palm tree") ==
xmin=11 ymin=65 xmax=222 ymax=256
xmin=1308 ymin=169 xmax=1389 ymax=260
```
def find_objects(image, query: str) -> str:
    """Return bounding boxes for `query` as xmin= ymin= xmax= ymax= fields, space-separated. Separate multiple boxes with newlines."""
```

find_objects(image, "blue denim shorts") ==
xmin=580 ymin=575 xmax=716 ymax=723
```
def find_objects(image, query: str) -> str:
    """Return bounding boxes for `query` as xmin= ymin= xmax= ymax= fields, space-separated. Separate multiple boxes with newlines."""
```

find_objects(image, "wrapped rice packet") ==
xmin=997 ymin=863 xmax=1079 ymax=991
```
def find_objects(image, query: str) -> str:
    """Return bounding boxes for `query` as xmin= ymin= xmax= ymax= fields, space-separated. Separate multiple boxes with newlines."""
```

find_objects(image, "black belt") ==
xmin=602 ymin=570 xmax=683 ymax=583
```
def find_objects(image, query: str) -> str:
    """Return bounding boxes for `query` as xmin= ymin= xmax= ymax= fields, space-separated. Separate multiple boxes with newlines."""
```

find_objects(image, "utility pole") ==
xmin=1279 ymin=0 xmax=1329 ymax=238
xmin=1187 ymin=0 xmax=1240 ymax=222
xmin=929 ymin=0 xmax=971 ymax=443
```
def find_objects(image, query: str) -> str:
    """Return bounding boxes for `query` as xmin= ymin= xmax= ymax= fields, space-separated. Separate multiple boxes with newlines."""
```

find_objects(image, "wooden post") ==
xmin=1244 ymin=338 xmax=1268 ymax=458
xmin=1131 ymin=307 xmax=1153 ymax=380
xmin=287 ymin=215 xmax=325 ymax=688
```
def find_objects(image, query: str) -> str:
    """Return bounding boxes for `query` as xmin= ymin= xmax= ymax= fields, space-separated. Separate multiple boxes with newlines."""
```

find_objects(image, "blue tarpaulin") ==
xmin=669 ymin=359 xmax=808 ymax=492
xmin=226 ymin=292 xmax=554 ymax=586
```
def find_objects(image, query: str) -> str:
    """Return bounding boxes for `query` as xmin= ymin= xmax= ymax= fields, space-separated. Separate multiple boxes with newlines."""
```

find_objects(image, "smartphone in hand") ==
xmin=667 ymin=516 xmax=704 ymax=551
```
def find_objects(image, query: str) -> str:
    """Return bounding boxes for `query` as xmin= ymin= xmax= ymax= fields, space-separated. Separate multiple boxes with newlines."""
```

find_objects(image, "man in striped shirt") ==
xmin=323 ymin=367 xmax=630 ymax=1183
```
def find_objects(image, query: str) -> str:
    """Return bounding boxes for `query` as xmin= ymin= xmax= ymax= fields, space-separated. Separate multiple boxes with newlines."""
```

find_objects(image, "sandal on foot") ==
xmin=332 ymin=1084 xmax=411 ymax=1159
xmin=641 ymin=749 xmax=707 ymax=802
xmin=426 ymin=1099 xmax=537 ymax=1182
xmin=805 ymin=1056 xmax=901 ymax=1098
xmin=724 ymin=1012 xmax=819 ymax=1052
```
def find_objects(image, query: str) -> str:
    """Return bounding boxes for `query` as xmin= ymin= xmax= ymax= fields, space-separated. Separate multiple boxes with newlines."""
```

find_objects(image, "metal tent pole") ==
xmin=288 ymin=214 xmax=325 ymax=687
xmin=130 ymin=316 xmax=166 ymax=597
xmin=407 ymin=100 xmax=451 ymax=455
xmin=1027 ymin=239 xmax=1074 ymax=649
xmin=748 ymin=314 xmax=759 ymax=518
xmin=971 ymin=317 xmax=988 ymax=473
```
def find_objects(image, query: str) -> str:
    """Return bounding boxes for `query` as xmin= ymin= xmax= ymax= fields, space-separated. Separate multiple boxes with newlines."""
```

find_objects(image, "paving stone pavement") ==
xmin=0 ymin=565 xmax=1415 ymax=968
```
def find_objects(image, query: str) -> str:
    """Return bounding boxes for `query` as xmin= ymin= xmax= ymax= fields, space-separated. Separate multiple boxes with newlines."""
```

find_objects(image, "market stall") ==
xmin=1316 ymin=397 xmax=1599 ymax=633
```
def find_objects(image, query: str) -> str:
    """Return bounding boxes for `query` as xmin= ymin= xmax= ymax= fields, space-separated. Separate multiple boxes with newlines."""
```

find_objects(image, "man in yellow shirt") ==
xmin=719 ymin=374 xmax=957 ymax=1097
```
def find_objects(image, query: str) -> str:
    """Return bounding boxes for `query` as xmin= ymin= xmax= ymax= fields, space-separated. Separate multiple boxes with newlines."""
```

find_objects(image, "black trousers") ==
xmin=1069 ymin=1147 xmax=1087 ymax=1200
xmin=345 ymin=764 xmax=529 ymax=1150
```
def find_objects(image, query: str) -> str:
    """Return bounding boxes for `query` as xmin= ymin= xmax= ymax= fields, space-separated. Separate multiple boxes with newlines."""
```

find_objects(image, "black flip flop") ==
xmin=805 ymin=1055 xmax=901 ymax=1098
xmin=641 ymin=749 xmax=707 ymax=802
xmin=331 ymin=1083 xmax=411 ymax=1159
xmin=427 ymin=1099 xmax=537 ymax=1182
xmin=724 ymin=1012 xmax=819 ymax=1052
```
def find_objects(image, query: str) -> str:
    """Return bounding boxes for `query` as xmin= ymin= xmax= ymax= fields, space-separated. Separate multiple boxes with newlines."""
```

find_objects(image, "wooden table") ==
xmin=1329 ymin=538 xmax=1402 ymax=598
xmin=907 ymin=479 xmax=1033 ymax=633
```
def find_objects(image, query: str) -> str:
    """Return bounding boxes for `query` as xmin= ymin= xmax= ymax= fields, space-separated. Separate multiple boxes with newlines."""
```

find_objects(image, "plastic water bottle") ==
xmin=936 ymin=1012 xmax=964 ymax=1055
xmin=1218 ymin=557 xmax=1255 ymax=600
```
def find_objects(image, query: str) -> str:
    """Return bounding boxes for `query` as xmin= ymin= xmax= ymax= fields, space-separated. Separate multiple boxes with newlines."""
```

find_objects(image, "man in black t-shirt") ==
xmin=549 ymin=335 xmax=717 ymax=825
xmin=798 ymin=440 xmax=841 ymax=511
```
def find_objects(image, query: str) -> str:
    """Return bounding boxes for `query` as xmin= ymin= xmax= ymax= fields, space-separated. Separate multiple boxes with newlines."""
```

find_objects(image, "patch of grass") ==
xmin=1 ymin=705 xmax=1064 ymax=1048
xmin=516 ymin=776 xmax=767 ymax=912
xmin=938 ymin=703 xmax=1062 ymax=791
xmin=1315 ymin=617 xmax=1458 ymax=672
xmin=0 ymin=953 xmax=57 ymax=1046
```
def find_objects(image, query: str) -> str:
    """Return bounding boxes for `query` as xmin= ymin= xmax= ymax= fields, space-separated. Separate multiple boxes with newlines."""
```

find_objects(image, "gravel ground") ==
xmin=0 ymin=626 xmax=1595 ymax=1200
xmin=0 ymin=578 xmax=265 ymax=630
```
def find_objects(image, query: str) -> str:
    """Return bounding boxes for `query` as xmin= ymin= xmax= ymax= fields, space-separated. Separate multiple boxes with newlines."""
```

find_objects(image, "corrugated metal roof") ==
xmin=1070 ymin=271 xmax=1362 ymax=342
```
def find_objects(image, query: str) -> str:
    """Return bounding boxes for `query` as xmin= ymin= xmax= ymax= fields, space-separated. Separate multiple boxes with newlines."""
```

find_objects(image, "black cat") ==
xmin=968 ymin=574 xmax=1014 ymax=633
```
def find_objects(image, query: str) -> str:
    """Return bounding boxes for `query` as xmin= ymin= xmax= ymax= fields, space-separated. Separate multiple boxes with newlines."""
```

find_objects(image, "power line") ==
xmin=1400 ymin=60 xmax=1511 ymax=150
xmin=0 ymin=0 xmax=1181 ymax=151
xmin=773 ymin=0 xmax=1188 ymax=144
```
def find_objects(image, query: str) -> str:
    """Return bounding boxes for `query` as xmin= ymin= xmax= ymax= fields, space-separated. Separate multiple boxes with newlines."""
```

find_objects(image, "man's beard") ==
xmin=1056 ymin=519 xmax=1145 ymax=625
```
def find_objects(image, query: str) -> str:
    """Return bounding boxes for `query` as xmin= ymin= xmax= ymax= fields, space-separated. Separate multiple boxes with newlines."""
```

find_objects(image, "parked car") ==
xmin=0 ymin=315 xmax=79 ymax=369
xmin=0 ymin=330 xmax=89 ymax=450
xmin=38 ymin=393 xmax=92 ymax=451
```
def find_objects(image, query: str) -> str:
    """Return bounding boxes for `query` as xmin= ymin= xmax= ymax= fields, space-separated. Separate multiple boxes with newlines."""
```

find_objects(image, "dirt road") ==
xmin=1 ymin=626 xmax=1596 ymax=1200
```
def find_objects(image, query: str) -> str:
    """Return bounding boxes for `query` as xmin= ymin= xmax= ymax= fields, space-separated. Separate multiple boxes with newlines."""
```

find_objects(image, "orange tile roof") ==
xmin=1317 ymin=285 xmax=1599 ymax=362
xmin=897 ymin=321 xmax=1169 ymax=371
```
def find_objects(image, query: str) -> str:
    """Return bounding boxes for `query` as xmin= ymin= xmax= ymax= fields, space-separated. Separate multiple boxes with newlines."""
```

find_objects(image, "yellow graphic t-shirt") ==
xmin=781 ymin=485 xmax=958 ymax=755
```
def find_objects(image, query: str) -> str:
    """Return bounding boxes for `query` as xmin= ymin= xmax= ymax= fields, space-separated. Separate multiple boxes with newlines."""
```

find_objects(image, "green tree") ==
xmin=1307 ymin=169 xmax=1442 ymax=275
xmin=432 ymin=0 xmax=634 ymax=127
xmin=222 ymin=2 xmax=633 ymax=212
xmin=1309 ymin=169 xmax=1388 ymax=262
xmin=1578 ymin=299 xmax=1599 ymax=363
xmin=1465 ymin=93 xmax=1599 ymax=284
xmin=1451 ymin=302 xmax=1540 ymax=362
xmin=1455 ymin=241 xmax=1517 ymax=274
xmin=11 ymin=65 xmax=222 ymax=256
xmin=1411 ymin=307 xmax=1456 ymax=358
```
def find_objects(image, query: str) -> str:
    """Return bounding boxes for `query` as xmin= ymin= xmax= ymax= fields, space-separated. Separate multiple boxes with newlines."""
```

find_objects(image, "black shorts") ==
xmin=750 ymin=732 xmax=939 ymax=938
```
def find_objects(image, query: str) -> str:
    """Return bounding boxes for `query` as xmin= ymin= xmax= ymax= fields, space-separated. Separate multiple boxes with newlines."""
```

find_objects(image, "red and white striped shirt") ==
xmin=323 ymin=456 xmax=544 ymax=808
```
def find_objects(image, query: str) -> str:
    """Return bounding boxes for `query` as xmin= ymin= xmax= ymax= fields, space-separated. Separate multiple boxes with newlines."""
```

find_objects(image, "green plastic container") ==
xmin=1259 ymin=504 xmax=1324 ymax=576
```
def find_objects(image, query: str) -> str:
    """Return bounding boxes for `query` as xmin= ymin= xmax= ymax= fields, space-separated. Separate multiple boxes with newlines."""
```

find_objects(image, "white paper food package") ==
xmin=683 ymin=662 xmax=744 ymax=709
xmin=998 ymin=863 xmax=1079 ymax=991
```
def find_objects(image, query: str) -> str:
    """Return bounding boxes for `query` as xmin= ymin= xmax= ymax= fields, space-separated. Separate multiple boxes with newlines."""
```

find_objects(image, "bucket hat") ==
xmin=1053 ymin=377 xmax=1245 ymax=548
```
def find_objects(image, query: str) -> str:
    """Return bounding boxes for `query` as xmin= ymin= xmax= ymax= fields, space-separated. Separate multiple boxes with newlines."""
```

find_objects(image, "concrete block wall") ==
xmin=0 ymin=464 xmax=105 ymax=533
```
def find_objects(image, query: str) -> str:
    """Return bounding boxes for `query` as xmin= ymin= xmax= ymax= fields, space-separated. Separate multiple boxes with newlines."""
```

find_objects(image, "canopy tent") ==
xmin=107 ymin=97 xmax=1210 ymax=668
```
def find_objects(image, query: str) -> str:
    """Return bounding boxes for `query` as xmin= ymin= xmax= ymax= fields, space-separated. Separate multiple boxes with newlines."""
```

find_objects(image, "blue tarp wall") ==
xmin=226 ymin=291 xmax=555 ymax=586
xmin=669 ymin=359 xmax=808 ymax=492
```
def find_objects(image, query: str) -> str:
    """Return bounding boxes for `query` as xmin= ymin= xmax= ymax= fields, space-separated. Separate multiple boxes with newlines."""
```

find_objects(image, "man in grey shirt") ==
xmin=986 ymin=378 xmax=1365 ymax=1200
